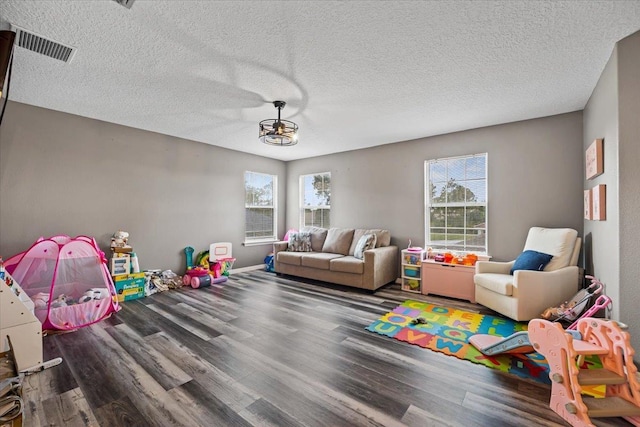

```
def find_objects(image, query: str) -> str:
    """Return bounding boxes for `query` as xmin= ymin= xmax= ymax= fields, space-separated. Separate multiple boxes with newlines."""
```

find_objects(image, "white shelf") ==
xmin=401 ymin=249 xmax=425 ymax=293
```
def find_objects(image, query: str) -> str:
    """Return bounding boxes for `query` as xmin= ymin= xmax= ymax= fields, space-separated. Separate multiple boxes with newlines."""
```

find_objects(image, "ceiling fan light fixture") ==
xmin=259 ymin=100 xmax=299 ymax=146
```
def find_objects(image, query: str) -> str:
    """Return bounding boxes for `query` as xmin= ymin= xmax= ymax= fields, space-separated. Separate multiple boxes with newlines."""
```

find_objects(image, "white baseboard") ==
xmin=230 ymin=264 xmax=265 ymax=274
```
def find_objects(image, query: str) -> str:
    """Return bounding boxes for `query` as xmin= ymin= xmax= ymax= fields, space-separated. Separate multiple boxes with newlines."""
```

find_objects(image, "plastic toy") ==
xmin=191 ymin=274 xmax=212 ymax=288
xmin=210 ymin=260 xmax=222 ymax=278
xmin=184 ymin=246 xmax=194 ymax=270
xmin=195 ymin=250 xmax=210 ymax=268
xmin=182 ymin=265 xmax=230 ymax=288
xmin=209 ymin=242 xmax=235 ymax=277
xmin=190 ymin=274 xmax=228 ymax=289
xmin=528 ymin=318 xmax=640 ymax=426
xmin=406 ymin=240 xmax=422 ymax=252
xmin=182 ymin=266 xmax=208 ymax=285
xmin=182 ymin=243 xmax=235 ymax=288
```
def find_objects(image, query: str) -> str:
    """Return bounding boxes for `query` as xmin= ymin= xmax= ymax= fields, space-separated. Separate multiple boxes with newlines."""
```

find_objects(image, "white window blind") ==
xmin=245 ymin=171 xmax=277 ymax=242
xmin=425 ymin=153 xmax=487 ymax=253
xmin=300 ymin=172 xmax=331 ymax=228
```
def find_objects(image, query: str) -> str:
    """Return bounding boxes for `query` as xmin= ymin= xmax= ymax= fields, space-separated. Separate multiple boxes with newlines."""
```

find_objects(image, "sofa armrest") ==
xmin=363 ymin=246 xmax=398 ymax=290
xmin=513 ymin=266 xmax=580 ymax=302
xmin=273 ymin=241 xmax=288 ymax=256
xmin=475 ymin=260 xmax=514 ymax=275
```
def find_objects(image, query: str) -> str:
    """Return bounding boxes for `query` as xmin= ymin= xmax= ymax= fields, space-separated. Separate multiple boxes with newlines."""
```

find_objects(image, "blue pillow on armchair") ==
xmin=510 ymin=250 xmax=554 ymax=275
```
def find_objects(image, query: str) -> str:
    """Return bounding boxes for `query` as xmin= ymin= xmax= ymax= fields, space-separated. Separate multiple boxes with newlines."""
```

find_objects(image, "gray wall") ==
xmin=287 ymin=112 xmax=585 ymax=262
xmin=582 ymin=48 xmax=620 ymax=318
xmin=0 ymin=101 xmax=286 ymax=272
xmin=583 ymin=29 xmax=640 ymax=359
xmin=618 ymin=31 xmax=640 ymax=355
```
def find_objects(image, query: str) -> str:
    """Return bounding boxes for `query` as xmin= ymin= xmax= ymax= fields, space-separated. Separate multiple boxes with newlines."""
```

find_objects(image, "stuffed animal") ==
xmin=111 ymin=230 xmax=131 ymax=249
xmin=51 ymin=294 xmax=68 ymax=308
xmin=541 ymin=300 xmax=576 ymax=320
xmin=32 ymin=292 xmax=50 ymax=309
xmin=79 ymin=288 xmax=109 ymax=303
xmin=78 ymin=292 xmax=93 ymax=303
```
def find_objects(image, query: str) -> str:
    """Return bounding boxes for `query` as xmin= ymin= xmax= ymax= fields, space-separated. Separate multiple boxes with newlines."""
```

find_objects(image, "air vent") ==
xmin=11 ymin=25 xmax=76 ymax=63
xmin=112 ymin=0 xmax=136 ymax=9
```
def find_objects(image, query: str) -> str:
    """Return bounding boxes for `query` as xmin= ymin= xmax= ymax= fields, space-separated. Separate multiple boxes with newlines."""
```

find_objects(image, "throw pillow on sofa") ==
xmin=322 ymin=228 xmax=355 ymax=255
xmin=354 ymin=234 xmax=377 ymax=260
xmin=287 ymin=232 xmax=312 ymax=252
xmin=300 ymin=226 xmax=328 ymax=252
xmin=510 ymin=250 xmax=554 ymax=275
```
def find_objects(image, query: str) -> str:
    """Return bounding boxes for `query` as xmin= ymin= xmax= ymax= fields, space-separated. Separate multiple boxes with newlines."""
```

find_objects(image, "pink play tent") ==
xmin=5 ymin=235 xmax=119 ymax=331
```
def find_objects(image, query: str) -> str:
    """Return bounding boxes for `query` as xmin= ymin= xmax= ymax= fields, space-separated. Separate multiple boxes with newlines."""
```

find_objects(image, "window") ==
xmin=244 ymin=171 xmax=277 ymax=242
xmin=425 ymin=153 xmax=487 ymax=253
xmin=300 ymin=172 xmax=331 ymax=228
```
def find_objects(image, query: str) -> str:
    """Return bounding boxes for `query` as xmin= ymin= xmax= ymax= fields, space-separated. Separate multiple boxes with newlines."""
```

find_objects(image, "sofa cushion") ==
xmin=475 ymin=273 xmax=514 ymax=296
xmin=330 ymin=256 xmax=365 ymax=274
xmin=301 ymin=253 xmax=344 ymax=269
xmin=287 ymin=232 xmax=312 ymax=252
xmin=348 ymin=229 xmax=391 ymax=254
xmin=301 ymin=226 xmax=328 ymax=252
xmin=510 ymin=250 xmax=553 ymax=275
xmin=276 ymin=251 xmax=304 ymax=266
xmin=322 ymin=228 xmax=355 ymax=255
xmin=353 ymin=234 xmax=377 ymax=260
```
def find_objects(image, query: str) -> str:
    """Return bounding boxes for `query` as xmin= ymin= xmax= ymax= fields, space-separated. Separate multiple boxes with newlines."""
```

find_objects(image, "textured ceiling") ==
xmin=1 ymin=1 xmax=640 ymax=161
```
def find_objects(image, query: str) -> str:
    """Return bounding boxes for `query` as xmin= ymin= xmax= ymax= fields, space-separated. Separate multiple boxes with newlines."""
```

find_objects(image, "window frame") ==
xmin=424 ymin=153 xmax=488 ymax=254
xmin=244 ymin=171 xmax=278 ymax=244
xmin=299 ymin=172 xmax=331 ymax=229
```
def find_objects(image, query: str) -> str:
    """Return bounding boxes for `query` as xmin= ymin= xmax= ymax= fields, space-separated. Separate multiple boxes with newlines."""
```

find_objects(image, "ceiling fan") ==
xmin=259 ymin=101 xmax=299 ymax=146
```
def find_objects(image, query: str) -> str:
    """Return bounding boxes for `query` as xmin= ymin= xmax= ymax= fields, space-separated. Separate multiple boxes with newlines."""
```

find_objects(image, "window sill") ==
xmin=243 ymin=239 xmax=278 ymax=247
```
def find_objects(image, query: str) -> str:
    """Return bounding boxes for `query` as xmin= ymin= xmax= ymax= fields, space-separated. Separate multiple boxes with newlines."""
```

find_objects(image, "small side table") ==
xmin=421 ymin=261 xmax=476 ymax=303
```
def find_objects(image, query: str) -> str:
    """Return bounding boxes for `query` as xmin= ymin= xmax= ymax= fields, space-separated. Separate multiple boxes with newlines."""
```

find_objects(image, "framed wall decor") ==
xmin=592 ymin=184 xmax=606 ymax=221
xmin=585 ymin=138 xmax=604 ymax=180
xmin=584 ymin=189 xmax=592 ymax=220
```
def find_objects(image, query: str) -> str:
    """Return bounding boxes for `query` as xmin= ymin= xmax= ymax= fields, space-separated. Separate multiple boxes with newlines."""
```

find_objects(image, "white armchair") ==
xmin=474 ymin=227 xmax=581 ymax=321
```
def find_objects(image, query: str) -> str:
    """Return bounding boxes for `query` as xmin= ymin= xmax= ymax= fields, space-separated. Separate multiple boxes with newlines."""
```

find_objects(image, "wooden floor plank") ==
xmin=167 ymin=379 xmax=255 ymax=426
xmin=40 ymin=387 xmax=100 ymax=427
xmin=21 ymin=270 xmax=634 ymax=427
xmin=145 ymin=302 xmax=219 ymax=341
xmin=87 ymin=325 xmax=206 ymax=427
xmin=240 ymin=397 xmax=306 ymax=427
xmin=145 ymin=331 xmax=261 ymax=411
xmin=105 ymin=323 xmax=192 ymax=391
xmin=92 ymin=395 xmax=153 ymax=427
xmin=401 ymin=404 xmax=456 ymax=427
xmin=172 ymin=302 xmax=254 ymax=341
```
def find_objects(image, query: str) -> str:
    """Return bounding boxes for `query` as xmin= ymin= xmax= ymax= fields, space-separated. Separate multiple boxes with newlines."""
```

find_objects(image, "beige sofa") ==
xmin=273 ymin=227 xmax=398 ymax=290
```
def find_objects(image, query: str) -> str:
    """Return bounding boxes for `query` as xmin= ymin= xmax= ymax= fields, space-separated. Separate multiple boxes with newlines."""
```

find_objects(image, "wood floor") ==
xmin=22 ymin=270 xmax=633 ymax=427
